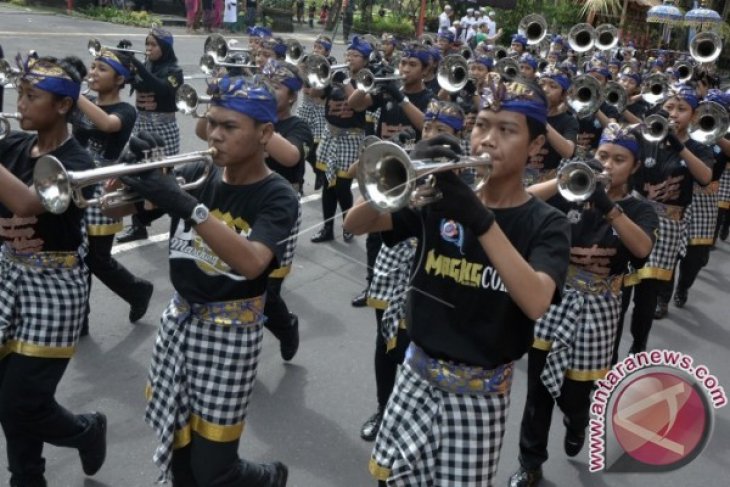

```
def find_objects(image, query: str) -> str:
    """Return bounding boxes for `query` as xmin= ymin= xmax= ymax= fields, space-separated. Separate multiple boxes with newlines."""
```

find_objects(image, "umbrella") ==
xmin=647 ymin=0 xmax=685 ymax=26
xmin=684 ymin=0 xmax=723 ymax=28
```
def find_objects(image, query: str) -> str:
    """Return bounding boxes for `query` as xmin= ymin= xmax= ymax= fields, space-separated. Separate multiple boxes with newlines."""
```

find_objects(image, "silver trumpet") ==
xmin=199 ymin=54 xmax=257 ymax=76
xmin=674 ymin=60 xmax=694 ymax=83
xmin=0 ymin=112 xmax=22 ymax=140
xmin=640 ymin=73 xmax=670 ymax=106
xmin=605 ymin=81 xmax=628 ymax=114
xmin=0 ymin=59 xmax=20 ymax=87
xmin=88 ymin=38 xmax=145 ymax=57
xmin=557 ymin=160 xmax=611 ymax=203
xmin=285 ymin=39 xmax=305 ymax=64
xmin=204 ymin=33 xmax=250 ymax=62
xmin=494 ymin=57 xmax=520 ymax=81
xmin=176 ymin=84 xmax=211 ymax=118
xmin=567 ymin=74 xmax=603 ymax=118
xmin=641 ymin=113 xmax=671 ymax=142
xmin=420 ymin=34 xmax=436 ymax=47
xmin=437 ymin=55 xmax=469 ymax=92
xmin=357 ymin=141 xmax=492 ymax=211
xmin=568 ymin=23 xmax=596 ymax=53
xmin=595 ymin=24 xmax=619 ymax=51
xmin=493 ymin=46 xmax=509 ymax=60
xmin=689 ymin=100 xmax=730 ymax=145
xmin=457 ymin=44 xmax=474 ymax=61
xmin=518 ymin=14 xmax=548 ymax=45
xmin=689 ymin=32 xmax=722 ymax=64
xmin=354 ymin=68 xmax=403 ymax=93
xmin=33 ymin=148 xmax=217 ymax=215
xmin=303 ymin=54 xmax=349 ymax=89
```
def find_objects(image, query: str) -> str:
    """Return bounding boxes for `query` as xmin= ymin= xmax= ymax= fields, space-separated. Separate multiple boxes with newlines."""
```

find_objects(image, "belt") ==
xmin=633 ymin=193 xmax=684 ymax=221
xmin=1 ymin=247 xmax=79 ymax=269
xmin=405 ymin=343 xmax=513 ymax=396
xmin=327 ymin=125 xmax=364 ymax=136
xmin=172 ymin=293 xmax=265 ymax=327
xmin=138 ymin=111 xmax=177 ymax=123
xmin=694 ymin=181 xmax=720 ymax=195
xmin=566 ymin=265 xmax=622 ymax=298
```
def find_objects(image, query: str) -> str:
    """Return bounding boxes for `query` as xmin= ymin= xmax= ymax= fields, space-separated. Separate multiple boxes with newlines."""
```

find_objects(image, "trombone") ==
xmin=518 ymin=14 xmax=548 ymax=45
xmin=640 ymin=73 xmax=670 ymax=106
xmin=302 ymin=54 xmax=349 ymax=89
xmin=176 ymin=84 xmax=211 ymax=118
xmin=557 ymin=159 xmax=611 ymax=203
xmin=357 ymin=140 xmax=492 ymax=211
xmin=33 ymin=148 xmax=217 ymax=215
xmin=87 ymin=38 xmax=144 ymax=57
xmin=204 ymin=33 xmax=250 ymax=62
xmin=688 ymin=100 xmax=730 ymax=145
xmin=0 ymin=112 xmax=22 ymax=140
xmin=353 ymin=68 xmax=403 ymax=94
xmin=568 ymin=23 xmax=596 ymax=53
xmin=199 ymin=54 xmax=257 ymax=76
xmin=437 ymin=55 xmax=469 ymax=92
xmin=567 ymin=74 xmax=603 ymax=118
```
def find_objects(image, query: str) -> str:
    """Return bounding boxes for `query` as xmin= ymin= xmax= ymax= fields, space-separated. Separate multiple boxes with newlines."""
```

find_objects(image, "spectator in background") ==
xmin=213 ymin=0 xmax=224 ymax=30
xmin=308 ymin=1 xmax=316 ymax=27
xmin=246 ymin=0 xmax=257 ymax=27
xmin=487 ymin=10 xmax=497 ymax=38
xmin=296 ymin=0 xmax=305 ymax=23
xmin=185 ymin=0 xmax=200 ymax=33
xmin=223 ymin=0 xmax=237 ymax=32
xmin=439 ymin=4 xmax=453 ymax=32
xmin=319 ymin=2 xmax=329 ymax=25
xmin=343 ymin=0 xmax=355 ymax=43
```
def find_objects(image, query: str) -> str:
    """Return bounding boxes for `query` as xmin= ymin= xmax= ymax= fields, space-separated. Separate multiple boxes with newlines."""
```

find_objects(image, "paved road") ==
xmin=1 ymin=6 xmax=729 ymax=487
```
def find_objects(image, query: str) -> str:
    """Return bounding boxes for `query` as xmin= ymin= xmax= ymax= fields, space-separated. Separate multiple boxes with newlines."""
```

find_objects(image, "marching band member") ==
xmin=510 ymin=34 xmax=527 ymax=56
xmin=619 ymin=71 xmax=649 ymax=124
xmin=345 ymin=78 xmax=570 ymax=487
xmin=518 ymin=53 xmax=538 ymax=82
xmin=423 ymin=47 xmax=441 ymax=94
xmin=574 ymin=66 xmax=620 ymax=155
xmin=617 ymin=85 xmax=712 ymax=358
xmin=118 ymin=27 xmax=183 ymax=243
xmin=71 ymin=50 xmax=154 ymax=335
xmin=309 ymin=36 xmax=374 ymax=243
xmin=118 ymin=75 xmax=297 ymax=486
xmin=0 ymin=54 xmax=106 ymax=486
xmin=510 ymin=125 xmax=658 ymax=487
xmin=436 ymin=30 xmax=456 ymax=57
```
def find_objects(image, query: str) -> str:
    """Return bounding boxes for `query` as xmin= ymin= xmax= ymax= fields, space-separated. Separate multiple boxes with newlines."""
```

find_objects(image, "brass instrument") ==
xmin=0 ymin=112 xmax=22 ymax=140
xmin=641 ymin=113 xmax=671 ymax=142
xmin=420 ymin=34 xmax=436 ymax=47
xmin=285 ymin=39 xmax=305 ymax=64
xmin=33 ymin=149 xmax=217 ymax=214
xmin=518 ymin=14 xmax=548 ymax=45
xmin=567 ymin=74 xmax=603 ymax=118
xmin=640 ymin=73 xmax=670 ymax=105
xmin=557 ymin=160 xmax=611 ymax=203
xmin=437 ymin=55 xmax=469 ymax=92
xmin=357 ymin=141 xmax=492 ymax=211
xmin=87 ymin=38 xmax=144 ymax=57
xmin=457 ymin=44 xmax=474 ymax=61
xmin=175 ymin=84 xmax=211 ymax=117
xmin=0 ymin=58 xmax=21 ymax=87
xmin=199 ymin=54 xmax=257 ymax=76
xmin=605 ymin=81 xmax=628 ymax=114
xmin=689 ymin=32 xmax=722 ymax=64
xmin=674 ymin=60 xmax=694 ymax=83
xmin=493 ymin=46 xmax=509 ymax=60
xmin=494 ymin=57 xmax=520 ymax=81
xmin=354 ymin=69 xmax=403 ymax=93
xmin=302 ymin=54 xmax=349 ymax=89
xmin=689 ymin=100 xmax=730 ymax=145
xmin=204 ymin=33 xmax=250 ymax=62
xmin=568 ymin=23 xmax=596 ymax=53
xmin=595 ymin=24 xmax=619 ymax=51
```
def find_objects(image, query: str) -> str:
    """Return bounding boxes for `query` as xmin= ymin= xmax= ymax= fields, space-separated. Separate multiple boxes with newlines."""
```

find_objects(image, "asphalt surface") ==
xmin=0 ymin=5 xmax=729 ymax=486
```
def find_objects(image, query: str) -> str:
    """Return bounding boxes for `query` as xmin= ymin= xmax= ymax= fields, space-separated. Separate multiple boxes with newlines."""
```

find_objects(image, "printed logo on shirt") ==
xmin=644 ymin=175 xmax=684 ymax=202
xmin=440 ymin=218 xmax=465 ymax=254
xmin=169 ymin=209 xmax=250 ymax=280
xmin=327 ymin=99 xmax=354 ymax=118
xmin=0 ymin=215 xmax=43 ymax=252
xmin=424 ymin=249 xmax=507 ymax=292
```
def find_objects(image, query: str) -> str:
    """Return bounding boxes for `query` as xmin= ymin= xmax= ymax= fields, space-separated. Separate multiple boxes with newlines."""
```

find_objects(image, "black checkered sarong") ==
xmin=85 ymin=184 xmax=123 ymax=236
xmin=0 ymin=246 xmax=88 ymax=358
xmin=133 ymin=114 xmax=180 ymax=156
xmin=269 ymin=198 xmax=302 ymax=279
xmin=144 ymin=293 xmax=265 ymax=479
xmin=316 ymin=129 xmax=363 ymax=185
xmin=719 ymin=167 xmax=730 ymax=207
xmin=367 ymin=240 xmax=415 ymax=310
xmin=296 ymin=97 xmax=326 ymax=143
xmin=370 ymin=345 xmax=513 ymax=486
xmin=626 ymin=212 xmax=685 ymax=284
xmin=685 ymin=183 xmax=720 ymax=246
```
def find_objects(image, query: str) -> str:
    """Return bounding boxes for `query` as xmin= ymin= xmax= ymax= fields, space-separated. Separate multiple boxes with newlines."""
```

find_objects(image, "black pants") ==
xmin=364 ymin=233 xmax=383 ymax=288
xmin=263 ymin=277 xmax=293 ymax=342
xmin=518 ymin=348 xmax=594 ymax=470
xmin=373 ymin=309 xmax=410 ymax=410
xmin=171 ymin=433 xmax=274 ymax=486
xmin=657 ymin=245 xmax=711 ymax=302
xmin=0 ymin=354 xmax=89 ymax=485
xmin=132 ymin=208 xmax=166 ymax=229
xmin=715 ymin=208 xmax=729 ymax=240
xmin=307 ymin=142 xmax=325 ymax=186
xmin=614 ymin=279 xmax=660 ymax=363
xmin=321 ymin=177 xmax=353 ymax=231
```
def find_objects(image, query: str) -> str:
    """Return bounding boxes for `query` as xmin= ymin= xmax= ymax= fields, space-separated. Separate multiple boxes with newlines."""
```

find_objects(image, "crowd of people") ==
xmin=0 ymin=10 xmax=728 ymax=487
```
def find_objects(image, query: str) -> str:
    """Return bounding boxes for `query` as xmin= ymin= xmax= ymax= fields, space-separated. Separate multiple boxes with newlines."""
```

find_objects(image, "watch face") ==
xmin=194 ymin=205 xmax=209 ymax=222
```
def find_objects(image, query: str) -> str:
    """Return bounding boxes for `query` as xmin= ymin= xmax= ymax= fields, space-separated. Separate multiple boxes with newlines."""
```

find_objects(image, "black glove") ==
xmin=388 ymin=127 xmax=416 ymax=146
xmin=430 ymin=170 xmax=495 ymax=237
xmin=588 ymin=181 xmax=616 ymax=216
xmin=381 ymin=80 xmax=404 ymax=103
xmin=664 ymin=132 xmax=685 ymax=153
xmin=332 ymin=70 xmax=348 ymax=84
xmin=410 ymin=133 xmax=462 ymax=161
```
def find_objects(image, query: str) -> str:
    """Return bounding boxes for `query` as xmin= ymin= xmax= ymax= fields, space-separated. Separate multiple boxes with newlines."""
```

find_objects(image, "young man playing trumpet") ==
xmin=345 ymin=78 xmax=570 ymax=486
xmin=117 ymin=75 xmax=297 ymax=486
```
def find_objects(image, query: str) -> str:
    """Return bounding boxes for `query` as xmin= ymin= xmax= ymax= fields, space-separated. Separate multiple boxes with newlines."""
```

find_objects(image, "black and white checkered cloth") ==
xmin=296 ymin=97 xmax=326 ymax=143
xmin=0 ymin=248 xmax=88 ymax=352
xmin=368 ymin=240 xmax=415 ymax=310
xmin=84 ymin=185 xmax=123 ymax=236
xmin=719 ymin=167 xmax=730 ymax=205
xmin=370 ymin=363 xmax=510 ymax=486
xmin=641 ymin=215 xmax=686 ymax=278
xmin=685 ymin=188 xmax=719 ymax=245
xmin=133 ymin=118 xmax=180 ymax=156
xmin=278 ymin=198 xmax=302 ymax=271
xmin=144 ymin=295 xmax=265 ymax=478
xmin=535 ymin=287 xmax=621 ymax=398
xmin=316 ymin=131 xmax=363 ymax=185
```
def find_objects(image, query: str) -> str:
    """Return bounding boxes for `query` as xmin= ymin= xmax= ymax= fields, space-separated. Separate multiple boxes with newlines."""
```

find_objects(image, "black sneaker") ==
xmin=79 ymin=412 xmax=107 ymax=476
xmin=563 ymin=418 xmax=586 ymax=457
xmin=129 ymin=280 xmax=154 ymax=323
xmin=351 ymin=288 xmax=368 ymax=307
xmin=310 ymin=227 xmax=334 ymax=243
xmin=360 ymin=410 xmax=383 ymax=441
xmin=266 ymin=461 xmax=288 ymax=487
xmin=280 ymin=314 xmax=300 ymax=361
xmin=116 ymin=225 xmax=148 ymax=244
xmin=721 ymin=223 xmax=729 ymax=241
xmin=653 ymin=300 xmax=669 ymax=320
xmin=673 ymin=288 xmax=688 ymax=308
xmin=508 ymin=466 xmax=542 ymax=487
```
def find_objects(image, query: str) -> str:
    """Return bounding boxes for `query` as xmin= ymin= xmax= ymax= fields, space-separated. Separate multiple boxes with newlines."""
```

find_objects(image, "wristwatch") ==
xmin=189 ymin=203 xmax=210 ymax=225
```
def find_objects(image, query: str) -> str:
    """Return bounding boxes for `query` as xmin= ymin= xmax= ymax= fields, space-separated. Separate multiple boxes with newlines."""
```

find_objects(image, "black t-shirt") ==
xmin=0 ymin=132 xmax=94 ymax=252
xmin=711 ymin=144 xmax=728 ymax=182
xmin=425 ymin=77 xmax=440 ymax=96
xmin=370 ymin=88 xmax=432 ymax=139
xmin=169 ymin=163 xmax=298 ymax=303
xmin=73 ymin=102 xmax=137 ymax=163
xmin=576 ymin=102 xmax=620 ymax=150
xmin=132 ymin=59 xmax=183 ymax=113
xmin=550 ymin=195 xmax=658 ymax=276
xmin=266 ymin=116 xmax=314 ymax=185
xmin=634 ymin=138 xmax=715 ymax=207
xmin=383 ymin=196 xmax=570 ymax=367
xmin=528 ymin=111 xmax=578 ymax=173
xmin=624 ymin=99 xmax=650 ymax=121
xmin=324 ymin=79 xmax=366 ymax=128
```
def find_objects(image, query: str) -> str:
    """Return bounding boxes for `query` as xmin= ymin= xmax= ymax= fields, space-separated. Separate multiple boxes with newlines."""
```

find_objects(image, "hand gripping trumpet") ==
xmin=33 ymin=148 xmax=217 ymax=215
xmin=0 ymin=112 xmax=22 ymax=140
xmin=357 ymin=141 xmax=492 ymax=211
xmin=557 ymin=159 xmax=612 ymax=203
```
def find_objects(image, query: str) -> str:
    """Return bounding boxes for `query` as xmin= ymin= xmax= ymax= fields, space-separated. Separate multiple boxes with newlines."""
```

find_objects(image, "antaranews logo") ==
xmin=589 ymin=349 xmax=727 ymax=473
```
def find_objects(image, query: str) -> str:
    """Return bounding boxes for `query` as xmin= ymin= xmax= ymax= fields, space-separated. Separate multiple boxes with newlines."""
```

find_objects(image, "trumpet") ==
xmin=567 ymin=74 xmax=603 ymax=118
xmin=689 ymin=100 xmax=730 ymax=145
xmin=595 ymin=24 xmax=619 ymax=51
xmin=87 ymin=38 xmax=144 ymax=57
xmin=302 ymin=54 xmax=349 ymax=89
xmin=641 ymin=113 xmax=671 ymax=142
xmin=204 ymin=33 xmax=250 ymax=62
xmin=557 ymin=160 xmax=611 ymax=203
xmin=199 ymin=54 xmax=257 ymax=76
xmin=176 ymin=84 xmax=211 ymax=117
xmin=420 ymin=34 xmax=436 ymax=47
xmin=493 ymin=46 xmax=509 ymax=60
xmin=353 ymin=69 xmax=403 ymax=93
xmin=674 ymin=60 xmax=694 ymax=83
xmin=33 ymin=148 xmax=217 ymax=215
xmin=0 ymin=59 xmax=20 ymax=87
xmin=0 ymin=112 xmax=22 ymax=140
xmin=285 ymin=39 xmax=305 ymax=64
xmin=605 ymin=81 xmax=628 ymax=114
xmin=494 ymin=57 xmax=520 ymax=81
xmin=357 ymin=141 xmax=492 ymax=211
xmin=689 ymin=32 xmax=722 ymax=64
xmin=518 ymin=14 xmax=548 ymax=45
xmin=456 ymin=44 xmax=474 ymax=61
xmin=437 ymin=55 xmax=469 ymax=92
xmin=568 ymin=23 xmax=596 ymax=53
xmin=640 ymin=73 xmax=670 ymax=105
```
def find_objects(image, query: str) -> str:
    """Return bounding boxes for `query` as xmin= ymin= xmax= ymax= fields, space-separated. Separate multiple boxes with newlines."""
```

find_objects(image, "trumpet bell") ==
xmin=200 ymin=54 xmax=218 ymax=75
xmin=204 ymin=33 xmax=230 ymax=61
xmin=689 ymin=100 xmax=730 ymax=145
xmin=604 ymin=81 xmax=628 ymax=114
xmin=690 ymin=32 xmax=722 ymax=64
xmin=0 ymin=112 xmax=21 ymax=141
xmin=437 ymin=55 xmax=469 ymax=92
xmin=557 ymin=160 xmax=609 ymax=203
xmin=568 ymin=23 xmax=596 ymax=53
xmin=285 ymin=39 xmax=305 ymax=64
xmin=518 ymin=14 xmax=548 ymax=45
xmin=493 ymin=46 xmax=509 ymax=60
xmin=176 ymin=84 xmax=202 ymax=115
xmin=87 ymin=38 xmax=102 ymax=57
xmin=303 ymin=54 xmax=348 ymax=89
xmin=595 ymin=24 xmax=618 ymax=51
xmin=567 ymin=75 xmax=603 ymax=118
xmin=358 ymin=142 xmax=418 ymax=211
xmin=420 ymin=34 xmax=436 ymax=47
xmin=33 ymin=156 xmax=73 ymax=215
xmin=494 ymin=57 xmax=520 ymax=81
xmin=641 ymin=73 xmax=669 ymax=105
xmin=642 ymin=113 xmax=670 ymax=142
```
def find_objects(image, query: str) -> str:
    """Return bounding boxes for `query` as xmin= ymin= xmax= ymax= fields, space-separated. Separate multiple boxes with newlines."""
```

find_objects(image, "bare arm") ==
xmin=347 ymin=88 xmax=373 ymax=112
xmin=608 ymin=209 xmax=654 ymax=259
xmin=76 ymin=96 xmax=123 ymax=133
xmin=265 ymin=132 xmax=300 ymax=167
xmin=680 ymin=146 xmax=712 ymax=185
xmin=195 ymin=117 xmax=208 ymax=141
xmin=526 ymin=178 xmax=558 ymax=201
xmin=545 ymin=123 xmax=575 ymax=159
xmin=595 ymin=109 xmax=616 ymax=128
xmin=343 ymin=196 xmax=393 ymax=235
xmin=622 ymin=108 xmax=641 ymax=124
xmin=0 ymin=166 xmax=46 ymax=217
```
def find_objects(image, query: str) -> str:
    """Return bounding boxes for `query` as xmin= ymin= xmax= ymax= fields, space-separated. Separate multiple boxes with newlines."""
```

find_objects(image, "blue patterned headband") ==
xmin=261 ymin=60 xmax=303 ymax=92
xmin=480 ymin=78 xmax=547 ymax=125
xmin=668 ymin=84 xmax=699 ymax=109
xmin=599 ymin=123 xmax=639 ymax=159
xmin=424 ymin=101 xmax=464 ymax=131
xmin=18 ymin=54 xmax=80 ymax=101
xmin=402 ymin=47 xmax=431 ymax=66
xmin=348 ymin=36 xmax=373 ymax=58
xmin=96 ymin=49 xmax=131 ymax=80
xmin=207 ymin=75 xmax=277 ymax=123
